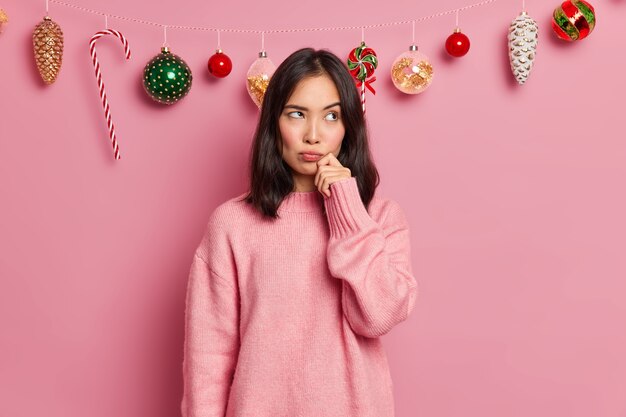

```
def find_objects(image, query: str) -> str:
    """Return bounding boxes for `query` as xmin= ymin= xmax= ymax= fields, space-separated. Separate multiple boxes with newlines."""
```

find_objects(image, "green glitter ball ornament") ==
xmin=142 ymin=46 xmax=192 ymax=104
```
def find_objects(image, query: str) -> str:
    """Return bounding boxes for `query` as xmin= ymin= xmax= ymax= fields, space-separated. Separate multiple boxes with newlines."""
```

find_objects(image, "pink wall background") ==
xmin=1 ymin=0 xmax=625 ymax=416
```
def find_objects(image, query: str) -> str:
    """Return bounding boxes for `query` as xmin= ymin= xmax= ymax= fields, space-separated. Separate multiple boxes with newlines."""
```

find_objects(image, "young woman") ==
xmin=181 ymin=47 xmax=418 ymax=417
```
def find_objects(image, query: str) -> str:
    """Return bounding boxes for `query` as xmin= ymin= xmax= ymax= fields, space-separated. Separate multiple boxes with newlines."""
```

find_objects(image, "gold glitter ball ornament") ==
xmin=390 ymin=45 xmax=434 ymax=94
xmin=246 ymin=50 xmax=276 ymax=108
xmin=0 ymin=8 xmax=9 ymax=33
xmin=32 ymin=16 xmax=64 ymax=84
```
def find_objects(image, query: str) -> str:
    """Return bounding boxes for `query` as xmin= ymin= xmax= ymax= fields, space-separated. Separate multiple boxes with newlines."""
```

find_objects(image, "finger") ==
xmin=314 ymin=165 xmax=326 ymax=188
xmin=317 ymin=169 xmax=328 ymax=195
xmin=316 ymin=166 xmax=344 ymax=188
xmin=316 ymin=153 xmax=332 ymax=167
xmin=320 ymin=175 xmax=331 ymax=197
xmin=325 ymin=152 xmax=343 ymax=167
xmin=321 ymin=175 xmax=345 ymax=196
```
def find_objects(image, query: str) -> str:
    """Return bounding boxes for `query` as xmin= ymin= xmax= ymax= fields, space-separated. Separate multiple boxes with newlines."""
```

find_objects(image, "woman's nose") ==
xmin=304 ymin=120 xmax=320 ymax=143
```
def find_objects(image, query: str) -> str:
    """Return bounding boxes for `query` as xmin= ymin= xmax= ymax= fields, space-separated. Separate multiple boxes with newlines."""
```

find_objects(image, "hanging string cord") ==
xmin=47 ymin=0 xmax=499 ymax=33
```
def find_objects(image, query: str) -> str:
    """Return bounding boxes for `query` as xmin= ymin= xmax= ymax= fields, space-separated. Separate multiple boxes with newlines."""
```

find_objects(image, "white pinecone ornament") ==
xmin=508 ymin=11 xmax=538 ymax=85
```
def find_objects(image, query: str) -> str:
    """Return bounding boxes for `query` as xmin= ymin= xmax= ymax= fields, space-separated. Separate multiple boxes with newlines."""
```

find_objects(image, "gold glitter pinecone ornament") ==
xmin=32 ymin=16 xmax=64 ymax=84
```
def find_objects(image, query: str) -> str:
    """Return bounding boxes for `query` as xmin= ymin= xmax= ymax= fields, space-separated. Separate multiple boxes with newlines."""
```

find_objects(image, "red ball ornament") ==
xmin=208 ymin=49 xmax=232 ymax=78
xmin=445 ymin=28 xmax=470 ymax=57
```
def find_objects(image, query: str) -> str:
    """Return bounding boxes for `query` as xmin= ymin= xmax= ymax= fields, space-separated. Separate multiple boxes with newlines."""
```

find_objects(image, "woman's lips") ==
xmin=300 ymin=153 xmax=322 ymax=162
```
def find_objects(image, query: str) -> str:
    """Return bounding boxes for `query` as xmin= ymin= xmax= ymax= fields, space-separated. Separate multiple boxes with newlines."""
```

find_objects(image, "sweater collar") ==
xmin=278 ymin=190 xmax=325 ymax=213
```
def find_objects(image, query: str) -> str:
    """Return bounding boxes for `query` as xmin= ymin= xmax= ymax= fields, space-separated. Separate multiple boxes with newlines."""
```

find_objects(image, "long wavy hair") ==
xmin=240 ymin=47 xmax=379 ymax=219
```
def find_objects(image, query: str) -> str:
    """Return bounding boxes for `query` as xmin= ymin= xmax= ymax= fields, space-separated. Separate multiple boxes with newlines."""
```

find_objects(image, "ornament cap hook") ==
xmin=161 ymin=46 xmax=170 ymax=53
xmin=258 ymin=50 xmax=267 ymax=58
xmin=409 ymin=44 xmax=418 ymax=51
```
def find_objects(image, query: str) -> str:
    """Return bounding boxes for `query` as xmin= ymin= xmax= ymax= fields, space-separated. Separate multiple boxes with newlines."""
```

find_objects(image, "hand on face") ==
xmin=314 ymin=152 xmax=352 ymax=198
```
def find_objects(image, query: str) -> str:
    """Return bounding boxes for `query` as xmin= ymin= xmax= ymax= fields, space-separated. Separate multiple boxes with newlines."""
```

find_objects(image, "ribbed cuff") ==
xmin=323 ymin=176 xmax=377 ymax=238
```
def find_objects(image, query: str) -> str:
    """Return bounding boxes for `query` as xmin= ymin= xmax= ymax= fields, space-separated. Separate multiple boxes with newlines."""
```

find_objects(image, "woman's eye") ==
xmin=326 ymin=112 xmax=339 ymax=121
xmin=287 ymin=111 xmax=338 ymax=120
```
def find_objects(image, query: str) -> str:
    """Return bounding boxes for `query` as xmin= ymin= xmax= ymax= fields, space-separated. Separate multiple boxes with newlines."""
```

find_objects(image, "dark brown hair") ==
xmin=240 ymin=47 xmax=379 ymax=219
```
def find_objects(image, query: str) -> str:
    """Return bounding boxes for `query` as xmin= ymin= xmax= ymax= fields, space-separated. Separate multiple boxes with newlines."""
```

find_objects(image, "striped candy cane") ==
xmin=89 ymin=29 xmax=131 ymax=160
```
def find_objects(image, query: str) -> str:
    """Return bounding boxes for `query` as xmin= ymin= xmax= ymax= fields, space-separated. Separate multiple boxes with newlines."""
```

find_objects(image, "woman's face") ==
xmin=278 ymin=74 xmax=345 ymax=191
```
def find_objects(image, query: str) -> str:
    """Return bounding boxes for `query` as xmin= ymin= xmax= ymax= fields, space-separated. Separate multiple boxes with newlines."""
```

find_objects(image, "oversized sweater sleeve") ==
xmin=323 ymin=176 xmax=418 ymax=338
xmin=181 ymin=209 xmax=240 ymax=417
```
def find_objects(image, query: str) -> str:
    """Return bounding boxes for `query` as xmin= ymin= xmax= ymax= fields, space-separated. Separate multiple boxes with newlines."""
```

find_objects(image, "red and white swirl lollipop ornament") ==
xmin=88 ymin=22 xmax=131 ymax=160
xmin=347 ymin=32 xmax=378 ymax=115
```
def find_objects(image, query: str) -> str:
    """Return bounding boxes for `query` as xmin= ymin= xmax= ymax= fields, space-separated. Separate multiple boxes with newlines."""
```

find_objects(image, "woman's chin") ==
xmin=293 ymin=164 xmax=317 ymax=174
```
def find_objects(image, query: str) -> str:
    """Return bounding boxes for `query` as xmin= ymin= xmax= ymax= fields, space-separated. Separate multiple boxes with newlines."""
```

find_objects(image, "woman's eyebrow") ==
xmin=284 ymin=101 xmax=341 ymax=111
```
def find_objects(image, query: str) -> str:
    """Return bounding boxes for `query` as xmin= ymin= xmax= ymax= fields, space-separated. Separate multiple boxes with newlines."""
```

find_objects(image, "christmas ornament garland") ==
xmin=347 ymin=41 xmax=378 ymax=113
xmin=508 ymin=11 xmax=538 ymax=85
xmin=143 ymin=46 xmax=193 ymax=104
xmin=32 ymin=15 xmax=64 ymax=84
xmin=89 ymin=29 xmax=131 ymax=160
xmin=28 ymin=0 xmax=608 ymax=159
xmin=552 ymin=0 xmax=596 ymax=41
